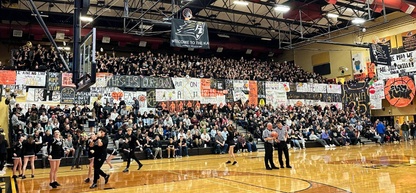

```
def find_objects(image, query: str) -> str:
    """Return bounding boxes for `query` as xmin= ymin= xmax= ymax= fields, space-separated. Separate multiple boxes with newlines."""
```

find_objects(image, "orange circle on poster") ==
xmin=384 ymin=77 xmax=416 ymax=107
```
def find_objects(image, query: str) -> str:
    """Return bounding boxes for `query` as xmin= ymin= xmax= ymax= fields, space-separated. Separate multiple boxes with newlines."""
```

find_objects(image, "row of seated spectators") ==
xmin=6 ymin=43 xmax=327 ymax=83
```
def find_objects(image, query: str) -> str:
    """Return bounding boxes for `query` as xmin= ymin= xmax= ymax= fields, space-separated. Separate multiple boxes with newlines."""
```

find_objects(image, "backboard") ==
xmin=76 ymin=28 xmax=96 ymax=92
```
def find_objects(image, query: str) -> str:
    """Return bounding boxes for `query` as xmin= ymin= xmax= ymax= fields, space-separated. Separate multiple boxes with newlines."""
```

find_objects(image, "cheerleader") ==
xmin=84 ymin=133 xmax=96 ymax=183
xmin=47 ymin=130 xmax=64 ymax=188
xmin=22 ymin=135 xmax=36 ymax=179
xmin=225 ymin=126 xmax=237 ymax=165
xmin=12 ymin=136 xmax=23 ymax=178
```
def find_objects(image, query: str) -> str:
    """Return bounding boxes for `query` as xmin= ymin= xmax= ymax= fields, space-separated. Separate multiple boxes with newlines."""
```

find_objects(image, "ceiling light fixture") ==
xmin=80 ymin=16 xmax=93 ymax=22
xmin=261 ymin=37 xmax=272 ymax=41
xmin=233 ymin=1 xmax=249 ymax=6
xmin=274 ymin=5 xmax=290 ymax=12
xmin=327 ymin=13 xmax=339 ymax=18
xmin=352 ymin=18 xmax=366 ymax=24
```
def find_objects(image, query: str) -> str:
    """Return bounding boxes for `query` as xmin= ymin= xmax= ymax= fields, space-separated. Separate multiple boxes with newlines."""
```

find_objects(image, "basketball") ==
xmin=271 ymin=131 xmax=278 ymax=138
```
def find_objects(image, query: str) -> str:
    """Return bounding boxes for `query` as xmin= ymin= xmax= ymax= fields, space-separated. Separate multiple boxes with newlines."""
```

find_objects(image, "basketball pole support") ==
xmin=27 ymin=0 xmax=70 ymax=72
xmin=73 ymin=0 xmax=81 ymax=85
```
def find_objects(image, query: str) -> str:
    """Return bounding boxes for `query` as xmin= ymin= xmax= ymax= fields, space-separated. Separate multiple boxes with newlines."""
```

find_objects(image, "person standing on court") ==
xmin=48 ymin=130 xmax=64 ymax=188
xmin=90 ymin=128 xmax=110 ymax=189
xmin=275 ymin=121 xmax=292 ymax=168
xmin=263 ymin=123 xmax=279 ymax=170
xmin=123 ymin=128 xmax=143 ymax=172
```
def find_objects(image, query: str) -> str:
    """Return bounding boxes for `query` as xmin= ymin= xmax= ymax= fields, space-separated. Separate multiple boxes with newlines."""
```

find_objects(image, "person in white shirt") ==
xmin=201 ymin=130 xmax=211 ymax=147
xmin=109 ymin=109 xmax=119 ymax=122
xmin=177 ymin=129 xmax=187 ymax=139
xmin=183 ymin=115 xmax=191 ymax=130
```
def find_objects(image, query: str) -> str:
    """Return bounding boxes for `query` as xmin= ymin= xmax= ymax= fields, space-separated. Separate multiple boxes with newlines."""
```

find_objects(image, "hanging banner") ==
xmin=0 ymin=70 xmax=16 ymax=85
xmin=265 ymin=81 xmax=290 ymax=92
xmin=174 ymin=78 xmax=201 ymax=100
xmin=224 ymin=79 xmax=234 ymax=103
xmin=2 ymin=85 xmax=26 ymax=98
xmin=62 ymin=73 xmax=76 ymax=87
xmin=352 ymin=52 xmax=366 ymax=75
xmin=287 ymin=92 xmax=322 ymax=100
xmin=146 ymin=89 xmax=157 ymax=108
xmin=369 ymin=43 xmax=391 ymax=66
xmin=343 ymin=82 xmax=370 ymax=116
xmin=313 ymin=83 xmax=327 ymax=93
xmin=156 ymin=89 xmax=177 ymax=101
xmin=141 ymin=76 xmax=174 ymax=89
xmin=124 ymin=91 xmax=147 ymax=108
xmin=402 ymin=30 xmax=416 ymax=52
xmin=93 ymin=73 xmax=113 ymax=87
xmin=233 ymin=80 xmax=249 ymax=103
xmin=248 ymin=81 xmax=258 ymax=106
xmin=377 ymin=51 xmax=416 ymax=79
xmin=61 ymin=87 xmax=76 ymax=104
xmin=170 ymin=19 xmax=210 ymax=49
xmin=367 ymin=62 xmax=376 ymax=79
xmin=369 ymin=80 xmax=385 ymax=109
xmin=296 ymin=83 xmax=314 ymax=93
xmin=321 ymin=93 xmax=342 ymax=103
xmin=327 ymin=84 xmax=342 ymax=94
xmin=46 ymin=72 xmax=62 ymax=91
xmin=16 ymin=71 xmax=46 ymax=86
xmin=107 ymin=75 xmax=141 ymax=88
xmin=266 ymin=90 xmax=287 ymax=107
xmin=384 ymin=77 xmax=415 ymax=108
xmin=74 ymin=92 xmax=91 ymax=105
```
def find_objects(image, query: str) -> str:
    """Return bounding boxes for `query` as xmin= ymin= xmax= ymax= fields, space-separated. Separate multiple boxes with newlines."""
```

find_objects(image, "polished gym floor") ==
xmin=9 ymin=142 xmax=416 ymax=193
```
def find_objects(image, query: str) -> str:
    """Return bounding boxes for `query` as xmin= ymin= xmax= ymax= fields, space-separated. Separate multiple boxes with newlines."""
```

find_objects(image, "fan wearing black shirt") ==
xmin=123 ymin=128 xmax=143 ymax=173
xmin=47 ymin=130 xmax=64 ymax=188
xmin=90 ymin=128 xmax=110 ymax=189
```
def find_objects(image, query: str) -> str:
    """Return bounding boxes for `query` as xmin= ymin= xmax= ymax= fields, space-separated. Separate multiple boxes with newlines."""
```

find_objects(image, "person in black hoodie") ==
xmin=122 ymin=128 xmax=143 ymax=172
xmin=0 ymin=134 xmax=8 ymax=175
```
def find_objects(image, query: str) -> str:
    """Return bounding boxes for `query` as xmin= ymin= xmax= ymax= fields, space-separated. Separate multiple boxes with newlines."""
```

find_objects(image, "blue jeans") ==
xmin=216 ymin=143 xmax=228 ymax=153
xmin=179 ymin=146 xmax=188 ymax=156
xmin=403 ymin=130 xmax=410 ymax=141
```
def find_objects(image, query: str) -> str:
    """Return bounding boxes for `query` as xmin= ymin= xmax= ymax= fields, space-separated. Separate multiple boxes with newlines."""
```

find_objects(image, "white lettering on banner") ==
xmin=313 ymin=84 xmax=327 ymax=93
xmin=377 ymin=50 xmax=416 ymax=80
xmin=327 ymin=84 xmax=342 ymax=94
xmin=16 ymin=71 xmax=47 ymax=86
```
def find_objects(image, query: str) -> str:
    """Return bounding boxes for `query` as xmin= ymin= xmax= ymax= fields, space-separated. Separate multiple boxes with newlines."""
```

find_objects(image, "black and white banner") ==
xmin=369 ymin=43 xmax=391 ymax=66
xmin=171 ymin=19 xmax=210 ymax=49
xmin=377 ymin=51 xmax=416 ymax=80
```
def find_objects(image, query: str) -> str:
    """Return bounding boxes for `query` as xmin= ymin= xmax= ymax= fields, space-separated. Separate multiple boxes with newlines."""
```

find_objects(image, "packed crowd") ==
xmin=9 ymin=43 xmax=327 ymax=83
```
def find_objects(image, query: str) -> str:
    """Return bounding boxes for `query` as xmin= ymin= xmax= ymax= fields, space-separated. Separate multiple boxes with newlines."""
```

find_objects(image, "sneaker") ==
xmin=12 ymin=175 xmax=17 ymax=179
xmin=324 ymin=145 xmax=330 ymax=148
xmin=50 ymin=183 xmax=57 ymax=189
xmin=286 ymin=165 xmax=292 ymax=168
xmin=109 ymin=167 xmax=114 ymax=171
xmin=104 ymin=174 xmax=110 ymax=184
xmin=138 ymin=163 xmax=143 ymax=170
xmin=226 ymin=161 xmax=231 ymax=164
xmin=53 ymin=181 xmax=61 ymax=186
xmin=84 ymin=178 xmax=90 ymax=183
xmin=123 ymin=168 xmax=129 ymax=173
xmin=232 ymin=161 xmax=237 ymax=165
xmin=89 ymin=183 xmax=97 ymax=189
xmin=21 ymin=175 xmax=26 ymax=179
xmin=31 ymin=174 xmax=34 ymax=178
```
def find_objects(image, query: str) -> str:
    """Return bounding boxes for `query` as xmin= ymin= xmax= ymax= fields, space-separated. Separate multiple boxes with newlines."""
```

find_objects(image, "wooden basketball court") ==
xmin=9 ymin=143 xmax=416 ymax=193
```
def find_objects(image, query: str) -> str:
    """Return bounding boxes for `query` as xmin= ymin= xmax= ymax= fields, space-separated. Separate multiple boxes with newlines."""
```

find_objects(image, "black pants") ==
xmin=0 ymin=153 xmax=6 ymax=171
xmin=93 ymin=156 xmax=107 ymax=184
xmin=126 ymin=149 xmax=141 ymax=168
xmin=264 ymin=142 xmax=276 ymax=169
xmin=277 ymin=141 xmax=290 ymax=167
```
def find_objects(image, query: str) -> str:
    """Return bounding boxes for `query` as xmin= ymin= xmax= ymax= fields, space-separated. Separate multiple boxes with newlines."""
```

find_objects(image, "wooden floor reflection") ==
xmin=12 ymin=143 xmax=416 ymax=193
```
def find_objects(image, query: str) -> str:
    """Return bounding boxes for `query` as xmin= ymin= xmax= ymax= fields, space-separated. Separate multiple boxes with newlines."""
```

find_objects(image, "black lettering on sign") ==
xmin=61 ymin=87 xmax=76 ymax=104
xmin=75 ymin=92 xmax=91 ymax=105
xmin=389 ymin=85 xmax=412 ymax=99
xmin=141 ymin=77 xmax=174 ymax=89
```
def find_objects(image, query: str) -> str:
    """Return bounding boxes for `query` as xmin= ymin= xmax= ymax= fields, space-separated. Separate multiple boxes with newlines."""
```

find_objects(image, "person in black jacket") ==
xmin=84 ymin=133 xmax=96 ymax=183
xmin=122 ymin=128 xmax=143 ymax=172
xmin=0 ymin=134 xmax=9 ymax=175
xmin=90 ymin=128 xmax=110 ymax=189
xmin=22 ymin=135 xmax=36 ymax=179
xmin=71 ymin=129 xmax=85 ymax=170
xmin=153 ymin=136 xmax=163 ymax=159
xmin=48 ymin=130 xmax=64 ymax=188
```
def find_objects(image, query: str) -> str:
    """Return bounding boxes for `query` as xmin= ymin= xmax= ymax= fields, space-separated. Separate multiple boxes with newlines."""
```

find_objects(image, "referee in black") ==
xmin=276 ymin=121 xmax=292 ymax=169
xmin=263 ymin=123 xmax=279 ymax=170
xmin=90 ymin=128 xmax=110 ymax=189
